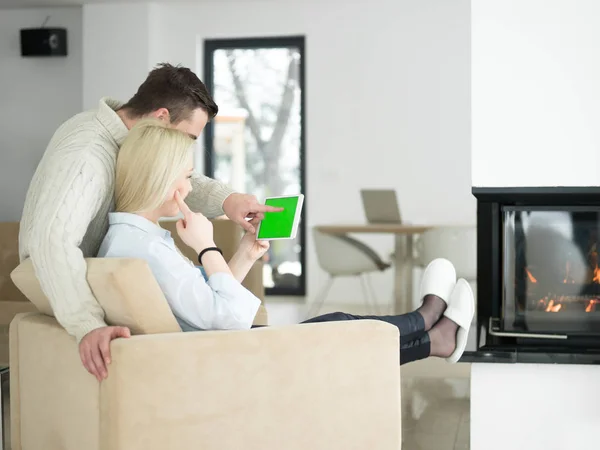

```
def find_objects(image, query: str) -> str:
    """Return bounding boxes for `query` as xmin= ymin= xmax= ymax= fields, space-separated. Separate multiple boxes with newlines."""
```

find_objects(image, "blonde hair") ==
xmin=115 ymin=118 xmax=194 ymax=213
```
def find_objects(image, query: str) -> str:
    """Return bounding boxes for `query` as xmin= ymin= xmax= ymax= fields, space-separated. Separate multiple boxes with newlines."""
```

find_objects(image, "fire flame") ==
xmin=593 ymin=264 xmax=600 ymax=284
xmin=528 ymin=262 xmax=600 ymax=313
xmin=526 ymin=269 xmax=537 ymax=283
xmin=544 ymin=299 xmax=563 ymax=313
xmin=586 ymin=299 xmax=600 ymax=313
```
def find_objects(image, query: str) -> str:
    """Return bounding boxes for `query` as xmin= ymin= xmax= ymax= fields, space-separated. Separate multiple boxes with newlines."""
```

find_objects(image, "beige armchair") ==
xmin=9 ymin=258 xmax=402 ymax=450
xmin=0 ymin=222 xmax=37 ymax=366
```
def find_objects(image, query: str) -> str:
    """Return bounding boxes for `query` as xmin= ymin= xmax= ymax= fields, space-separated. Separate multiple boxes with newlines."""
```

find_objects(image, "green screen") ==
xmin=257 ymin=196 xmax=300 ymax=239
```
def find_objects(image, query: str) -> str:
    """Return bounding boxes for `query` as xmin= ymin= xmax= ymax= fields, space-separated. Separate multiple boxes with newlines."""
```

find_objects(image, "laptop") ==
xmin=360 ymin=189 xmax=402 ymax=224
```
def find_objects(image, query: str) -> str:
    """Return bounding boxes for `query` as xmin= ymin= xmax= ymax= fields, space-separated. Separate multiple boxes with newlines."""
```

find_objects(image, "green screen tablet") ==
xmin=256 ymin=195 xmax=304 ymax=240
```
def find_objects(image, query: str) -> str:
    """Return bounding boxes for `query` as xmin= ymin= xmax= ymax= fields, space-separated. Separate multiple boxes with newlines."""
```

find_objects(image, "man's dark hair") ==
xmin=122 ymin=63 xmax=218 ymax=123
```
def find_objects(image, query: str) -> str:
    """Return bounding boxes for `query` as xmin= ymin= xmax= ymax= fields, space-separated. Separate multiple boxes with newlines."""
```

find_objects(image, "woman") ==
xmin=98 ymin=119 xmax=474 ymax=367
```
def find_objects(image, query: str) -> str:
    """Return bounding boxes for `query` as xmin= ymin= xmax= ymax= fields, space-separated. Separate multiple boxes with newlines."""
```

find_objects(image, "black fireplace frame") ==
xmin=463 ymin=186 xmax=600 ymax=365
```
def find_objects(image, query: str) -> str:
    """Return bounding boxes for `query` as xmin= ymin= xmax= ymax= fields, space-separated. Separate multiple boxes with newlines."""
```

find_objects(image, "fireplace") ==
xmin=469 ymin=187 xmax=600 ymax=364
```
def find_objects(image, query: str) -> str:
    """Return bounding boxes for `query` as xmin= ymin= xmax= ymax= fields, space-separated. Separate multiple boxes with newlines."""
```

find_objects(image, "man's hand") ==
xmin=222 ymin=193 xmax=284 ymax=233
xmin=79 ymin=326 xmax=131 ymax=382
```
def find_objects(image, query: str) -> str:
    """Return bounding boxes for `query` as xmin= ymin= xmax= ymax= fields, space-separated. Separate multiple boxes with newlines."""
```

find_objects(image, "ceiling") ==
xmin=0 ymin=0 xmax=292 ymax=9
xmin=0 ymin=0 xmax=158 ymax=8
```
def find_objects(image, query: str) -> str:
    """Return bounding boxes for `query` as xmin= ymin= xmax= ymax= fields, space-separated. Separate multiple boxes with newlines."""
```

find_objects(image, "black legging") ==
xmin=255 ymin=311 xmax=430 ymax=365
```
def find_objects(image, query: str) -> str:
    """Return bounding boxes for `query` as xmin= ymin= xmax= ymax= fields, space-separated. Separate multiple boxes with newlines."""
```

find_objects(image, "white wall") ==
xmin=0 ymin=7 xmax=82 ymax=221
xmin=150 ymin=0 xmax=474 ymax=304
xmin=82 ymin=3 xmax=155 ymax=109
xmin=472 ymin=364 xmax=600 ymax=450
xmin=472 ymin=0 xmax=600 ymax=187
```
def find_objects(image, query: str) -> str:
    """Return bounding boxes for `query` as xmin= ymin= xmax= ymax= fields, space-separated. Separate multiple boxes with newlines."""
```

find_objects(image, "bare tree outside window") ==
xmin=204 ymin=37 xmax=306 ymax=295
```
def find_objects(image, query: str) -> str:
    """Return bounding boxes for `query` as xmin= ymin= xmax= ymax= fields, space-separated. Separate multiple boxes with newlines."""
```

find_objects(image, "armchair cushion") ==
xmin=10 ymin=258 xmax=181 ymax=335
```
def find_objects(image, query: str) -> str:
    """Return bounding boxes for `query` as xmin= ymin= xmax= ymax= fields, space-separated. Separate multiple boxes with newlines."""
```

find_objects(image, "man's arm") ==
xmin=185 ymin=174 xmax=283 ymax=234
xmin=185 ymin=173 xmax=234 ymax=218
xmin=27 ymin=160 xmax=108 ymax=342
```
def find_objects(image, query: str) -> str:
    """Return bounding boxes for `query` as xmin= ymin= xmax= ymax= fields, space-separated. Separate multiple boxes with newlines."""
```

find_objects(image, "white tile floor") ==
xmin=266 ymin=299 xmax=471 ymax=450
xmin=402 ymin=361 xmax=470 ymax=450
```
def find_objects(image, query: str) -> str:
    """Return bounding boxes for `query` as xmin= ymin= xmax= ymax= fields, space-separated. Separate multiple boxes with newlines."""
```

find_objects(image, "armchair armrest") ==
xmin=104 ymin=321 xmax=401 ymax=450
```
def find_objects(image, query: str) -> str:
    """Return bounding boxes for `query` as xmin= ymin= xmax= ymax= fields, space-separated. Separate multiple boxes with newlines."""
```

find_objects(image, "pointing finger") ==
xmin=175 ymin=191 xmax=193 ymax=218
xmin=253 ymin=204 xmax=284 ymax=213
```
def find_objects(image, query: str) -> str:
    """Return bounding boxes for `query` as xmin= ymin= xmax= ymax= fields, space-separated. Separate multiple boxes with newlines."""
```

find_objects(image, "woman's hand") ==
xmin=174 ymin=191 xmax=215 ymax=253
xmin=237 ymin=218 xmax=270 ymax=262
xmin=229 ymin=218 xmax=270 ymax=282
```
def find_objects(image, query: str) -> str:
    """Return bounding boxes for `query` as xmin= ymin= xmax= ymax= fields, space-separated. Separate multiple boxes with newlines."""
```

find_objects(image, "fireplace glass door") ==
xmin=503 ymin=207 xmax=600 ymax=335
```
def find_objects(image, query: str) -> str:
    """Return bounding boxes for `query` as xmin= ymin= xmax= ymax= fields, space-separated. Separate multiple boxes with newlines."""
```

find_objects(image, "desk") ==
xmin=315 ymin=224 xmax=432 ymax=314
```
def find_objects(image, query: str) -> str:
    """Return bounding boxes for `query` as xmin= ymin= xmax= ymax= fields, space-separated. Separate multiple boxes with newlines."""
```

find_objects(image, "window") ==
xmin=203 ymin=36 xmax=306 ymax=296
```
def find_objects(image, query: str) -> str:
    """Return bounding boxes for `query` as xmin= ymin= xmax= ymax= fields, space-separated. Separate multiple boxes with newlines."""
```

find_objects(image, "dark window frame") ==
xmin=203 ymin=36 xmax=307 ymax=296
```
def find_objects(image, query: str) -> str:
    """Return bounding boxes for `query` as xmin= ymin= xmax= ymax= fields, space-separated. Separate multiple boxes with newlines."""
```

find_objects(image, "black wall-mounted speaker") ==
xmin=20 ymin=28 xmax=67 ymax=57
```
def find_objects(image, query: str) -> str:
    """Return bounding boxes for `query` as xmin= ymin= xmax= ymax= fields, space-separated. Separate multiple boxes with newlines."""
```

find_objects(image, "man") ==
xmin=19 ymin=63 xmax=279 ymax=381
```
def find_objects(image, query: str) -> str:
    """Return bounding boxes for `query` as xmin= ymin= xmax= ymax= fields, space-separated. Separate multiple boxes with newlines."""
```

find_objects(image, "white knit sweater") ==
xmin=19 ymin=98 xmax=233 ymax=342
